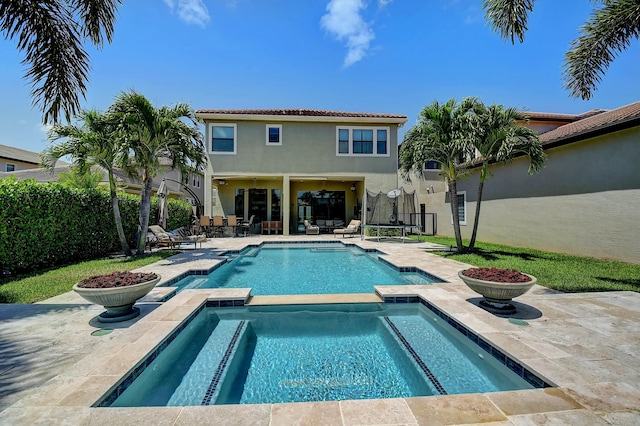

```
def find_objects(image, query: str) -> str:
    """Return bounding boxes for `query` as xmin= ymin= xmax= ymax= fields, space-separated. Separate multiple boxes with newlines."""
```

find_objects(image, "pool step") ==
xmin=382 ymin=316 xmax=448 ymax=395
xmin=167 ymin=320 xmax=247 ymax=406
xmin=180 ymin=277 xmax=208 ymax=291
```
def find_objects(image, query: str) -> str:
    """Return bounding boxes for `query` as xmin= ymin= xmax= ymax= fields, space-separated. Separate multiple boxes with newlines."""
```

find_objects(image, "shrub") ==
xmin=0 ymin=177 xmax=192 ymax=274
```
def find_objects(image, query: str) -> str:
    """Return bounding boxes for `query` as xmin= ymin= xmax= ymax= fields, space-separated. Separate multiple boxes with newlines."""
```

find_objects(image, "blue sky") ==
xmin=1 ymin=0 xmax=638 ymax=153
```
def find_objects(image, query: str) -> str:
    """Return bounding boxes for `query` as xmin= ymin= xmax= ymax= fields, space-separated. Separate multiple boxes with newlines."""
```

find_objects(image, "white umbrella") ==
xmin=157 ymin=179 xmax=168 ymax=229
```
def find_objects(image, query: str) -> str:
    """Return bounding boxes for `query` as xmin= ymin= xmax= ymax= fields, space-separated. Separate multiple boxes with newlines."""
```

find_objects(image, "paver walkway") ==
xmin=1 ymin=235 xmax=638 ymax=425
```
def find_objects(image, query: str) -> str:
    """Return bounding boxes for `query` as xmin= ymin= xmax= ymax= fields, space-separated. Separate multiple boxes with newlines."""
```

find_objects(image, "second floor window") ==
xmin=192 ymin=174 xmax=201 ymax=188
xmin=336 ymin=127 xmax=390 ymax=156
xmin=211 ymin=124 xmax=236 ymax=154
xmin=6 ymin=163 xmax=15 ymax=172
xmin=266 ymin=124 xmax=282 ymax=145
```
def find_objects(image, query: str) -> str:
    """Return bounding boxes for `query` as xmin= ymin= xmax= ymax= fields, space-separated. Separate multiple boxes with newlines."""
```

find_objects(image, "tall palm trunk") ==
xmin=469 ymin=178 xmax=485 ymax=251
xmin=136 ymin=176 xmax=153 ymax=255
xmin=449 ymin=178 xmax=464 ymax=253
xmin=109 ymin=172 xmax=131 ymax=256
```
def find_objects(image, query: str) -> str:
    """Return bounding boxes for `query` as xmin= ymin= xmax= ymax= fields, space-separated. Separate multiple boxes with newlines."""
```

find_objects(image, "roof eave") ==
xmin=195 ymin=112 xmax=408 ymax=125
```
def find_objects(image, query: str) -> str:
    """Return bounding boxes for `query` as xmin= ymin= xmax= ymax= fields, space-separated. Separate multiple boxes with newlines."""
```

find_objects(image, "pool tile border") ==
xmin=383 ymin=295 xmax=554 ymax=389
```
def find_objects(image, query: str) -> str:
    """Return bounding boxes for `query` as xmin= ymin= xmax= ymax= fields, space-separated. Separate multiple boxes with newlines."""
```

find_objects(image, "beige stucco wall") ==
xmin=0 ymin=158 xmax=38 ymax=172
xmin=432 ymin=126 xmax=640 ymax=263
xmin=204 ymin=120 xmax=399 ymax=176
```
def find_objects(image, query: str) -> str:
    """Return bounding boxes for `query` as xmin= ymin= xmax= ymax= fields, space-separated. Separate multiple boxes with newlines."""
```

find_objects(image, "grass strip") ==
xmin=419 ymin=236 xmax=640 ymax=293
xmin=0 ymin=251 xmax=180 ymax=304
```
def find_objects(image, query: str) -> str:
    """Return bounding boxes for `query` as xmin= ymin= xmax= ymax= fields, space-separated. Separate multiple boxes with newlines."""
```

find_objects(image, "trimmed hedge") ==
xmin=0 ymin=178 xmax=192 ymax=274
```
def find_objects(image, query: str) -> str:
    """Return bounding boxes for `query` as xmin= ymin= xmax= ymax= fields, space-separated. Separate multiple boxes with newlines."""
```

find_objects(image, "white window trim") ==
xmin=209 ymin=123 xmax=237 ymax=155
xmin=6 ymin=163 xmax=16 ymax=172
xmin=450 ymin=190 xmax=467 ymax=226
xmin=335 ymin=126 xmax=390 ymax=157
xmin=265 ymin=124 xmax=282 ymax=146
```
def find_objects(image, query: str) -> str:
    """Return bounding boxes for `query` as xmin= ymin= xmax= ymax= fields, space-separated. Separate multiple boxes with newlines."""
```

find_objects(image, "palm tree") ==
xmin=109 ymin=91 xmax=207 ymax=255
xmin=0 ymin=1 xmax=121 ymax=123
xmin=465 ymin=102 xmax=546 ymax=250
xmin=57 ymin=165 xmax=105 ymax=189
xmin=483 ymin=0 xmax=640 ymax=100
xmin=42 ymin=109 xmax=132 ymax=256
xmin=399 ymin=98 xmax=477 ymax=253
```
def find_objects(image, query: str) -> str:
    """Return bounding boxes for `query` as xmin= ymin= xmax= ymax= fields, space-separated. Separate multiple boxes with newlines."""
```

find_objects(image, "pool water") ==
xmin=107 ymin=303 xmax=534 ymax=407
xmin=171 ymin=243 xmax=442 ymax=295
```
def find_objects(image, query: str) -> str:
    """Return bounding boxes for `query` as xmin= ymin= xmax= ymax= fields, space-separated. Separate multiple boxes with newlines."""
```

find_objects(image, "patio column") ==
xmin=283 ymin=175 xmax=290 ymax=235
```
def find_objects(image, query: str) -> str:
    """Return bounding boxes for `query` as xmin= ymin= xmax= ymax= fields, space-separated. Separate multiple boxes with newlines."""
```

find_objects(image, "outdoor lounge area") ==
xmin=1 ymin=234 xmax=639 ymax=425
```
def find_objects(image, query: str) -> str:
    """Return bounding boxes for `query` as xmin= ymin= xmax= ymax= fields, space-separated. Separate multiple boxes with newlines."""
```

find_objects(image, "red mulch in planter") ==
xmin=77 ymin=271 xmax=158 ymax=289
xmin=461 ymin=267 xmax=530 ymax=283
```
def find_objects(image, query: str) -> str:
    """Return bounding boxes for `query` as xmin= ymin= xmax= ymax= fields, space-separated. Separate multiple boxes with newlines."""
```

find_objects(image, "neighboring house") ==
xmin=406 ymin=102 xmax=640 ymax=264
xmin=0 ymin=144 xmax=204 ymax=210
xmin=0 ymin=143 xmax=58 ymax=172
xmin=195 ymin=108 xmax=408 ymax=235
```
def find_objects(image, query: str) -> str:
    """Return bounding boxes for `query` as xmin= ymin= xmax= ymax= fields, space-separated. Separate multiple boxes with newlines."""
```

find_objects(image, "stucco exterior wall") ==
xmin=204 ymin=120 xmax=399 ymax=176
xmin=436 ymin=126 xmax=640 ymax=263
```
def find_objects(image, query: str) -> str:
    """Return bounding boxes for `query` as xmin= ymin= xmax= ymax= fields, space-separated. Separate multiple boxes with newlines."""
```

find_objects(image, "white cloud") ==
xmin=321 ymin=0 xmax=375 ymax=67
xmin=39 ymin=123 xmax=52 ymax=134
xmin=378 ymin=0 xmax=392 ymax=8
xmin=164 ymin=0 xmax=210 ymax=27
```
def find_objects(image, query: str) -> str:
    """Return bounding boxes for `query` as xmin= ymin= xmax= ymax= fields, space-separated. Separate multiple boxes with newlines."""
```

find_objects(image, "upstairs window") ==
xmin=266 ymin=124 xmax=282 ymax=145
xmin=210 ymin=124 xmax=236 ymax=154
xmin=353 ymin=129 xmax=373 ymax=153
xmin=338 ymin=129 xmax=350 ymax=153
xmin=6 ymin=163 xmax=15 ymax=172
xmin=336 ymin=127 xmax=390 ymax=156
xmin=424 ymin=160 xmax=441 ymax=170
xmin=376 ymin=130 xmax=387 ymax=154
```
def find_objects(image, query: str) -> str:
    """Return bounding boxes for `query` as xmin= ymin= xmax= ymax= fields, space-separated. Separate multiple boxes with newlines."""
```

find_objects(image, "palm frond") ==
xmin=563 ymin=0 xmax=640 ymax=100
xmin=0 ymin=1 xmax=121 ymax=123
xmin=483 ymin=0 xmax=535 ymax=44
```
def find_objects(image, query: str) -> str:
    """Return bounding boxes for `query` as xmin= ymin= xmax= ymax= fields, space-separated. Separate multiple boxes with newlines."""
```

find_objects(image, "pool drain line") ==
xmin=201 ymin=320 xmax=246 ymax=405
xmin=383 ymin=317 xmax=448 ymax=395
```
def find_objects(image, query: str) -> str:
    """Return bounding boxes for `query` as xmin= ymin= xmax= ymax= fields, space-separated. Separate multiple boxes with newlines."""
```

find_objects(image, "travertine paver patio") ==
xmin=0 ymin=234 xmax=639 ymax=425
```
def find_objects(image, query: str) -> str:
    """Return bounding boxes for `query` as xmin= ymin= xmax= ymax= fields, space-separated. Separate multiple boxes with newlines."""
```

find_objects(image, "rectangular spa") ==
xmin=102 ymin=303 xmax=547 ymax=407
xmin=169 ymin=242 xmax=444 ymax=295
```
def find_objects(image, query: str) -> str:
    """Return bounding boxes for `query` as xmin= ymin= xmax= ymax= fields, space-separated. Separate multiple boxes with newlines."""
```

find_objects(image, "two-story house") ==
xmin=195 ymin=108 xmax=408 ymax=235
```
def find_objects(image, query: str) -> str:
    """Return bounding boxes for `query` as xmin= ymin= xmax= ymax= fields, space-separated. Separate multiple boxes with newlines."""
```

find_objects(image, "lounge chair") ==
xmin=333 ymin=220 xmax=361 ymax=238
xmin=148 ymin=225 xmax=206 ymax=249
xmin=304 ymin=220 xmax=320 ymax=235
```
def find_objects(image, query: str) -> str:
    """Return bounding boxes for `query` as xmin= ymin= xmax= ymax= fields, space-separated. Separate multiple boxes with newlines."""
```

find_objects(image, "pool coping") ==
xmin=1 ymin=235 xmax=639 ymax=425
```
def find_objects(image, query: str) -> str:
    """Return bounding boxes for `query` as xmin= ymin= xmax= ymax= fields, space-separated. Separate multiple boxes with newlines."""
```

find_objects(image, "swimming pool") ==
xmin=169 ymin=242 xmax=444 ymax=295
xmin=103 ymin=303 xmax=542 ymax=407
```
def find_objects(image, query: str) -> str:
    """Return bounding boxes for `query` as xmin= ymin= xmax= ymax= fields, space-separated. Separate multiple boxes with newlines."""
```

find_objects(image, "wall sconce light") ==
xmin=350 ymin=183 xmax=356 ymax=192
xmin=217 ymin=180 xmax=226 ymax=185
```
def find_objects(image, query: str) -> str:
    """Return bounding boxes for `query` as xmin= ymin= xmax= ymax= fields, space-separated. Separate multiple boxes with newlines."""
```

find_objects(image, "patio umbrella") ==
xmin=157 ymin=179 xmax=168 ymax=229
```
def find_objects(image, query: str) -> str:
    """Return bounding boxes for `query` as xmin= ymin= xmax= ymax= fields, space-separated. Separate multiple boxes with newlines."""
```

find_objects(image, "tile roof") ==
xmin=524 ymin=109 xmax=606 ymax=122
xmin=195 ymin=108 xmax=407 ymax=120
xmin=539 ymin=102 xmax=640 ymax=145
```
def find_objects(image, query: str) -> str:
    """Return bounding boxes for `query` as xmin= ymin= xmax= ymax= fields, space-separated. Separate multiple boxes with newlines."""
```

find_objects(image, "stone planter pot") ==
xmin=458 ymin=271 xmax=536 ymax=315
xmin=73 ymin=275 xmax=160 ymax=323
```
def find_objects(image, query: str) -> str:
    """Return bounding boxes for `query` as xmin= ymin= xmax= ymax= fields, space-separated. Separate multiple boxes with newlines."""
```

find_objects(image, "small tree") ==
xmin=57 ymin=165 xmax=105 ymax=189
xmin=43 ymin=109 xmax=133 ymax=256
xmin=399 ymin=98 xmax=477 ymax=253
xmin=465 ymin=102 xmax=546 ymax=250
xmin=109 ymin=91 xmax=207 ymax=255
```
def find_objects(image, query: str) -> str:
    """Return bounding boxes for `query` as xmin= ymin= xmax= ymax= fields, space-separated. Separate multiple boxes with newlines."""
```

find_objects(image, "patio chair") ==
xmin=148 ymin=225 xmax=206 ymax=249
xmin=199 ymin=215 xmax=211 ymax=237
xmin=226 ymin=215 xmax=239 ymax=237
xmin=211 ymin=215 xmax=225 ymax=237
xmin=333 ymin=220 xmax=361 ymax=238
xmin=240 ymin=215 xmax=255 ymax=237
xmin=304 ymin=220 xmax=320 ymax=235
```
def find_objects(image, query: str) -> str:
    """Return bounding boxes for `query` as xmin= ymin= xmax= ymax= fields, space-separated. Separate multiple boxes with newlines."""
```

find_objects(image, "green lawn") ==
xmin=420 ymin=235 xmax=640 ymax=293
xmin=0 ymin=251 xmax=180 ymax=304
